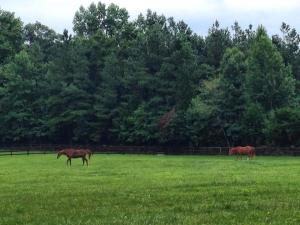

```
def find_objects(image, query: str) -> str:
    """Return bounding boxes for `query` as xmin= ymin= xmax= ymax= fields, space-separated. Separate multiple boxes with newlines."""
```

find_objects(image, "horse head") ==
xmin=57 ymin=150 xmax=65 ymax=159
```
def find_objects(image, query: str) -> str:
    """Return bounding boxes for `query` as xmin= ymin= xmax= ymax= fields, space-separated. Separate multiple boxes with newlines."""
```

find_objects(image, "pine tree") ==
xmin=246 ymin=26 xmax=296 ymax=111
xmin=218 ymin=47 xmax=247 ymax=145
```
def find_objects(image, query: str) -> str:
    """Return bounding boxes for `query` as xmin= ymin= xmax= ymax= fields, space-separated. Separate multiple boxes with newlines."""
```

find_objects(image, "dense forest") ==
xmin=0 ymin=2 xmax=300 ymax=146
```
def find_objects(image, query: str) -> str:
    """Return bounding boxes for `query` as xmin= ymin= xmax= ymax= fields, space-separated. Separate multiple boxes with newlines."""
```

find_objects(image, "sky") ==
xmin=1 ymin=0 xmax=300 ymax=36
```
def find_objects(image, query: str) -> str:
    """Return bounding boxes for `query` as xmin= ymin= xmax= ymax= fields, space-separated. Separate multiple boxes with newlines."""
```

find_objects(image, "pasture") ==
xmin=0 ymin=154 xmax=300 ymax=225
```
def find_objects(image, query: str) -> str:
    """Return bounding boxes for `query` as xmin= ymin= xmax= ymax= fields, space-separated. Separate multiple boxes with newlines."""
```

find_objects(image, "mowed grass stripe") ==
xmin=0 ymin=154 xmax=300 ymax=225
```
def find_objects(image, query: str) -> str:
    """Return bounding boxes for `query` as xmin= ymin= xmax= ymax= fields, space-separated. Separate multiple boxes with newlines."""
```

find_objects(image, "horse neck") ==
xmin=62 ymin=150 xmax=73 ymax=157
xmin=230 ymin=147 xmax=238 ymax=152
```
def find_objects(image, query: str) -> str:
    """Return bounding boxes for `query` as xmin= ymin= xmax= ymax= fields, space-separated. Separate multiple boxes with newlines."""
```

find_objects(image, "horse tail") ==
xmin=248 ymin=146 xmax=255 ymax=158
xmin=87 ymin=149 xmax=93 ymax=160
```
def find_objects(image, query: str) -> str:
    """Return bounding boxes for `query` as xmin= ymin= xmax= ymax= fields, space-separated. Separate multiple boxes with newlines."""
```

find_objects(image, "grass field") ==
xmin=1 ymin=154 xmax=300 ymax=225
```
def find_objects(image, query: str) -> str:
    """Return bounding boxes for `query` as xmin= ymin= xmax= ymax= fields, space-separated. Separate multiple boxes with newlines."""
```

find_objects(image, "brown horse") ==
xmin=57 ymin=149 xmax=89 ymax=166
xmin=229 ymin=146 xmax=255 ymax=160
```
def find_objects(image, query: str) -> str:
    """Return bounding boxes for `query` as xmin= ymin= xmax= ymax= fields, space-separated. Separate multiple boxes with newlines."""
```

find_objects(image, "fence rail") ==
xmin=1 ymin=145 xmax=300 ymax=156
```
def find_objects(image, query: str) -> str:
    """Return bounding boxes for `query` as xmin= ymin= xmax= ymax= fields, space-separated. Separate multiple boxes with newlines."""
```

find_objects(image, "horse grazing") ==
xmin=229 ymin=146 xmax=255 ymax=160
xmin=57 ymin=149 xmax=89 ymax=166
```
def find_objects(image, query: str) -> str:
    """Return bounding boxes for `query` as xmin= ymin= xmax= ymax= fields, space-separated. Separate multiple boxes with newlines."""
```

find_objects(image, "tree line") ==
xmin=0 ymin=2 xmax=300 ymax=146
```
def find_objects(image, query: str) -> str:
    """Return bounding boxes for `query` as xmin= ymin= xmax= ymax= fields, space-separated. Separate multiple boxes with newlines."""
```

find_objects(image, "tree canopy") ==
xmin=0 ymin=3 xmax=299 ymax=147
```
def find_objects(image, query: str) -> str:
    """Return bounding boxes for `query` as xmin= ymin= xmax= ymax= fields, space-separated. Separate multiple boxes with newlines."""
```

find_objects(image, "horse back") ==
xmin=59 ymin=148 xmax=87 ymax=158
xmin=234 ymin=146 xmax=253 ymax=155
xmin=70 ymin=150 xmax=87 ymax=157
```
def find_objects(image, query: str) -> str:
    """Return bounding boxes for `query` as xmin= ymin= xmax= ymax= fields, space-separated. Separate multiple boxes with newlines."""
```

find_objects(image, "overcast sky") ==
xmin=1 ymin=0 xmax=300 ymax=36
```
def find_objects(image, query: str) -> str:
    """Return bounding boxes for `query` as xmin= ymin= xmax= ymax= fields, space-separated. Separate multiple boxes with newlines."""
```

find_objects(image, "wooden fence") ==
xmin=1 ymin=145 xmax=300 ymax=156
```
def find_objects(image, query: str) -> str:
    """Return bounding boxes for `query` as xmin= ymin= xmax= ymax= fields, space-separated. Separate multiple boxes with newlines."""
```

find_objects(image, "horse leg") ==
xmin=85 ymin=157 xmax=88 ymax=166
xmin=82 ymin=156 xmax=87 ymax=166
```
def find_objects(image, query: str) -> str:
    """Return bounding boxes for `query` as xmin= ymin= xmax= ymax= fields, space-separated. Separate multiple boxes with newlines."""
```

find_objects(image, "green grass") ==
xmin=1 ymin=154 xmax=300 ymax=225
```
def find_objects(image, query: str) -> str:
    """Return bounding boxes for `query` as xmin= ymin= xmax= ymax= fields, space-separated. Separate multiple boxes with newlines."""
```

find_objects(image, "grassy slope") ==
xmin=0 ymin=154 xmax=300 ymax=225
